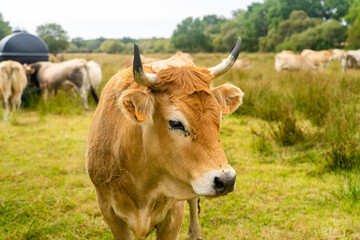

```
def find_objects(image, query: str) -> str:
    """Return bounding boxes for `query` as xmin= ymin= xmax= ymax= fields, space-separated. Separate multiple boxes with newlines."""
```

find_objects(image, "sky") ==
xmin=1 ymin=0 xmax=259 ymax=40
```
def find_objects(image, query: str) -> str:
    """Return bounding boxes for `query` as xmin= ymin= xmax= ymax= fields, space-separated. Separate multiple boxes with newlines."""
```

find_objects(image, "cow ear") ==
xmin=118 ymin=89 xmax=154 ymax=123
xmin=211 ymin=83 xmax=244 ymax=115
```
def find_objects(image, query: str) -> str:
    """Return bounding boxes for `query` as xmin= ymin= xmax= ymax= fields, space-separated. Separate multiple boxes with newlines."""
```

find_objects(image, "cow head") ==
xmin=119 ymin=38 xmax=244 ymax=199
xmin=24 ymin=63 xmax=41 ymax=88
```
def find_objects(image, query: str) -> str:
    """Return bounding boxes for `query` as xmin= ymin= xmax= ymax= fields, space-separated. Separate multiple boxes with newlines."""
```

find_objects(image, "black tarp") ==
xmin=0 ymin=31 xmax=49 ymax=64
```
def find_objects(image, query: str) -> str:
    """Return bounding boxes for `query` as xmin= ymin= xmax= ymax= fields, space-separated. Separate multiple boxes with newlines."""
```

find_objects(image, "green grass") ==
xmin=0 ymin=53 xmax=359 ymax=239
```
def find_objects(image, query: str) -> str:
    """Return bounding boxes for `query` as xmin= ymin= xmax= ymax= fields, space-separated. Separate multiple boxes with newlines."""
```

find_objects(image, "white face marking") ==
xmin=191 ymin=168 xmax=236 ymax=196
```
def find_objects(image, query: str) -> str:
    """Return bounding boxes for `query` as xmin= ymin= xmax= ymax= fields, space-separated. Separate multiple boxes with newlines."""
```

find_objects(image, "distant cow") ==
xmin=86 ymin=60 xmax=102 ymax=92
xmin=342 ymin=50 xmax=360 ymax=72
xmin=231 ymin=59 xmax=253 ymax=70
xmin=301 ymin=49 xmax=333 ymax=70
xmin=329 ymin=49 xmax=347 ymax=72
xmin=330 ymin=49 xmax=346 ymax=61
xmin=86 ymin=37 xmax=244 ymax=240
xmin=0 ymin=60 xmax=28 ymax=112
xmin=147 ymin=51 xmax=195 ymax=72
xmin=275 ymin=51 xmax=316 ymax=72
xmin=123 ymin=54 xmax=159 ymax=68
xmin=28 ymin=59 xmax=99 ymax=110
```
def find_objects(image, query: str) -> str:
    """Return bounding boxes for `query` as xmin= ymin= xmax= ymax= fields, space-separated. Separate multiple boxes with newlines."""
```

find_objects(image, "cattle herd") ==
xmin=0 ymin=58 xmax=101 ymax=115
xmin=275 ymin=48 xmax=360 ymax=72
xmin=1 ymin=39 xmax=360 ymax=239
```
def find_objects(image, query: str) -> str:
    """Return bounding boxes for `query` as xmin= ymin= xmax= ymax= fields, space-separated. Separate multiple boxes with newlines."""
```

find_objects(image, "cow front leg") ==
xmin=96 ymin=191 xmax=133 ymax=240
xmin=156 ymin=201 xmax=185 ymax=240
xmin=188 ymin=198 xmax=202 ymax=240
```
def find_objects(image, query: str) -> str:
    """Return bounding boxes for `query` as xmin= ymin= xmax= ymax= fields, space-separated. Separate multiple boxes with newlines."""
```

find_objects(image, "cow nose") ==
xmin=214 ymin=175 xmax=236 ymax=194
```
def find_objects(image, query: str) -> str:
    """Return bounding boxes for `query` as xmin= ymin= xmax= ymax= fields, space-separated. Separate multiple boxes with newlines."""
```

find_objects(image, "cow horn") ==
xmin=133 ymin=44 xmax=157 ymax=87
xmin=209 ymin=37 xmax=242 ymax=78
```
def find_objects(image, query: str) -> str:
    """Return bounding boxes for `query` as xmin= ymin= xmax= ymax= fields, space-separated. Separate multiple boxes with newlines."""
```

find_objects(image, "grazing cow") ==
xmin=275 ymin=51 xmax=316 ymax=72
xmin=342 ymin=50 xmax=360 ymax=72
xmin=301 ymin=49 xmax=333 ymax=70
xmin=329 ymin=49 xmax=347 ymax=72
xmin=330 ymin=49 xmax=346 ymax=61
xmin=28 ymin=59 xmax=99 ymax=110
xmin=147 ymin=51 xmax=195 ymax=72
xmin=86 ymin=60 xmax=102 ymax=92
xmin=86 ymin=37 xmax=244 ymax=240
xmin=123 ymin=54 xmax=159 ymax=68
xmin=0 ymin=60 xmax=28 ymax=112
xmin=231 ymin=59 xmax=253 ymax=70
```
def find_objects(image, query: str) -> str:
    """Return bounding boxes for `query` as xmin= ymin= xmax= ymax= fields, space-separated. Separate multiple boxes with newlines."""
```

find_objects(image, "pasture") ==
xmin=1 ymin=52 xmax=359 ymax=239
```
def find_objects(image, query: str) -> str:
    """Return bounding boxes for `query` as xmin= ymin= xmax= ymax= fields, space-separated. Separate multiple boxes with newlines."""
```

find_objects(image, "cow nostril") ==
xmin=214 ymin=175 xmax=236 ymax=194
xmin=214 ymin=177 xmax=225 ymax=192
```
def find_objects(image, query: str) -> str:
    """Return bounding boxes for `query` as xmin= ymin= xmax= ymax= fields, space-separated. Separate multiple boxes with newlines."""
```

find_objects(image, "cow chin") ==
xmin=191 ymin=169 xmax=236 ymax=197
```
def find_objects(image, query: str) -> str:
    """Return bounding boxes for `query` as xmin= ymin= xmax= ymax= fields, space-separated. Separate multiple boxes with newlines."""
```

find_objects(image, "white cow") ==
xmin=0 ymin=60 xmax=28 ymax=112
xmin=28 ymin=59 xmax=100 ymax=109
xmin=275 ymin=51 xmax=316 ymax=72
xmin=86 ymin=60 xmax=102 ymax=91
xmin=343 ymin=50 xmax=360 ymax=72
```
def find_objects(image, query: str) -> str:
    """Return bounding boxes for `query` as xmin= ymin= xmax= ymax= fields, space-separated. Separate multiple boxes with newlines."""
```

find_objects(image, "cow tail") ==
xmin=85 ymin=64 xmax=99 ymax=104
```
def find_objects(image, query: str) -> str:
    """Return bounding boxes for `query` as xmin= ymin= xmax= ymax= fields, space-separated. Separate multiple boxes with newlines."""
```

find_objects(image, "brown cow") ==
xmin=86 ymin=37 xmax=243 ymax=240
xmin=301 ymin=49 xmax=333 ymax=70
xmin=0 ymin=60 xmax=28 ymax=113
xmin=144 ymin=51 xmax=202 ymax=240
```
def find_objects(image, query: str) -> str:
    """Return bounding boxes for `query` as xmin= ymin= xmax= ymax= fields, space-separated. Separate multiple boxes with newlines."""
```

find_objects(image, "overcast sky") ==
xmin=2 ymin=0 xmax=259 ymax=40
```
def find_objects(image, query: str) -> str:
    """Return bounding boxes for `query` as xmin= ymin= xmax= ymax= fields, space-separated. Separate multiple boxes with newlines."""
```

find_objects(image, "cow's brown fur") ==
xmin=87 ymin=54 xmax=243 ymax=239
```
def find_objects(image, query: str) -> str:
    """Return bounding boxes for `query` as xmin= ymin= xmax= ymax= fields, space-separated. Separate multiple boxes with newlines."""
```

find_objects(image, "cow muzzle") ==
xmin=191 ymin=169 xmax=236 ymax=197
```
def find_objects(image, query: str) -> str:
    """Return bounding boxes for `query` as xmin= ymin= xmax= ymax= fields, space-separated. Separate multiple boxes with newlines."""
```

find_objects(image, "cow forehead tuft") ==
xmin=150 ymin=66 xmax=212 ymax=94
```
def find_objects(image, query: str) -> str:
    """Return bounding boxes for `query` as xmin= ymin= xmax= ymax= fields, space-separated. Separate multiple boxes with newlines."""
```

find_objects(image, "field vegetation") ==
xmin=0 ymin=52 xmax=359 ymax=239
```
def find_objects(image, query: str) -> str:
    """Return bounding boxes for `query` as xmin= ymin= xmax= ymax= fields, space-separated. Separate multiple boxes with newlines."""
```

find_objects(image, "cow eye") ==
xmin=169 ymin=120 xmax=185 ymax=131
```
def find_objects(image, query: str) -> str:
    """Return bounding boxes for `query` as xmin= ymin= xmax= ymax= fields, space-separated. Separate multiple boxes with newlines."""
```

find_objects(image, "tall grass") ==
xmin=1 ymin=53 xmax=360 ymax=238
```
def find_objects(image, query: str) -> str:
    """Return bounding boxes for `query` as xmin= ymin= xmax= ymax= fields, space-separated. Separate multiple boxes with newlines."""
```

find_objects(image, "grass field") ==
xmin=0 ymin=52 xmax=359 ymax=239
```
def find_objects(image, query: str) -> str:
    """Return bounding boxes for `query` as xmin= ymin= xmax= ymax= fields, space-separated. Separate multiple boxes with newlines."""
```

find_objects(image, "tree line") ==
xmin=1 ymin=0 xmax=359 ymax=55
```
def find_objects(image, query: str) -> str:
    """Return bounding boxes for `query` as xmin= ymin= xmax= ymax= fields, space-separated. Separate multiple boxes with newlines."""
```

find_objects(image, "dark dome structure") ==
xmin=0 ymin=31 xmax=49 ymax=64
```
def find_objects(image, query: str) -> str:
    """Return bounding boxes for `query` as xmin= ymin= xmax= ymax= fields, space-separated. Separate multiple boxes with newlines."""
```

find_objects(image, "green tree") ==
xmin=345 ymin=0 xmax=360 ymax=48
xmin=36 ymin=23 xmax=69 ymax=56
xmin=277 ymin=20 xmax=347 ymax=51
xmin=100 ymin=39 xmax=125 ymax=53
xmin=0 ymin=13 xmax=12 ymax=40
xmin=259 ymin=10 xmax=322 ymax=51
xmin=171 ymin=17 xmax=212 ymax=52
